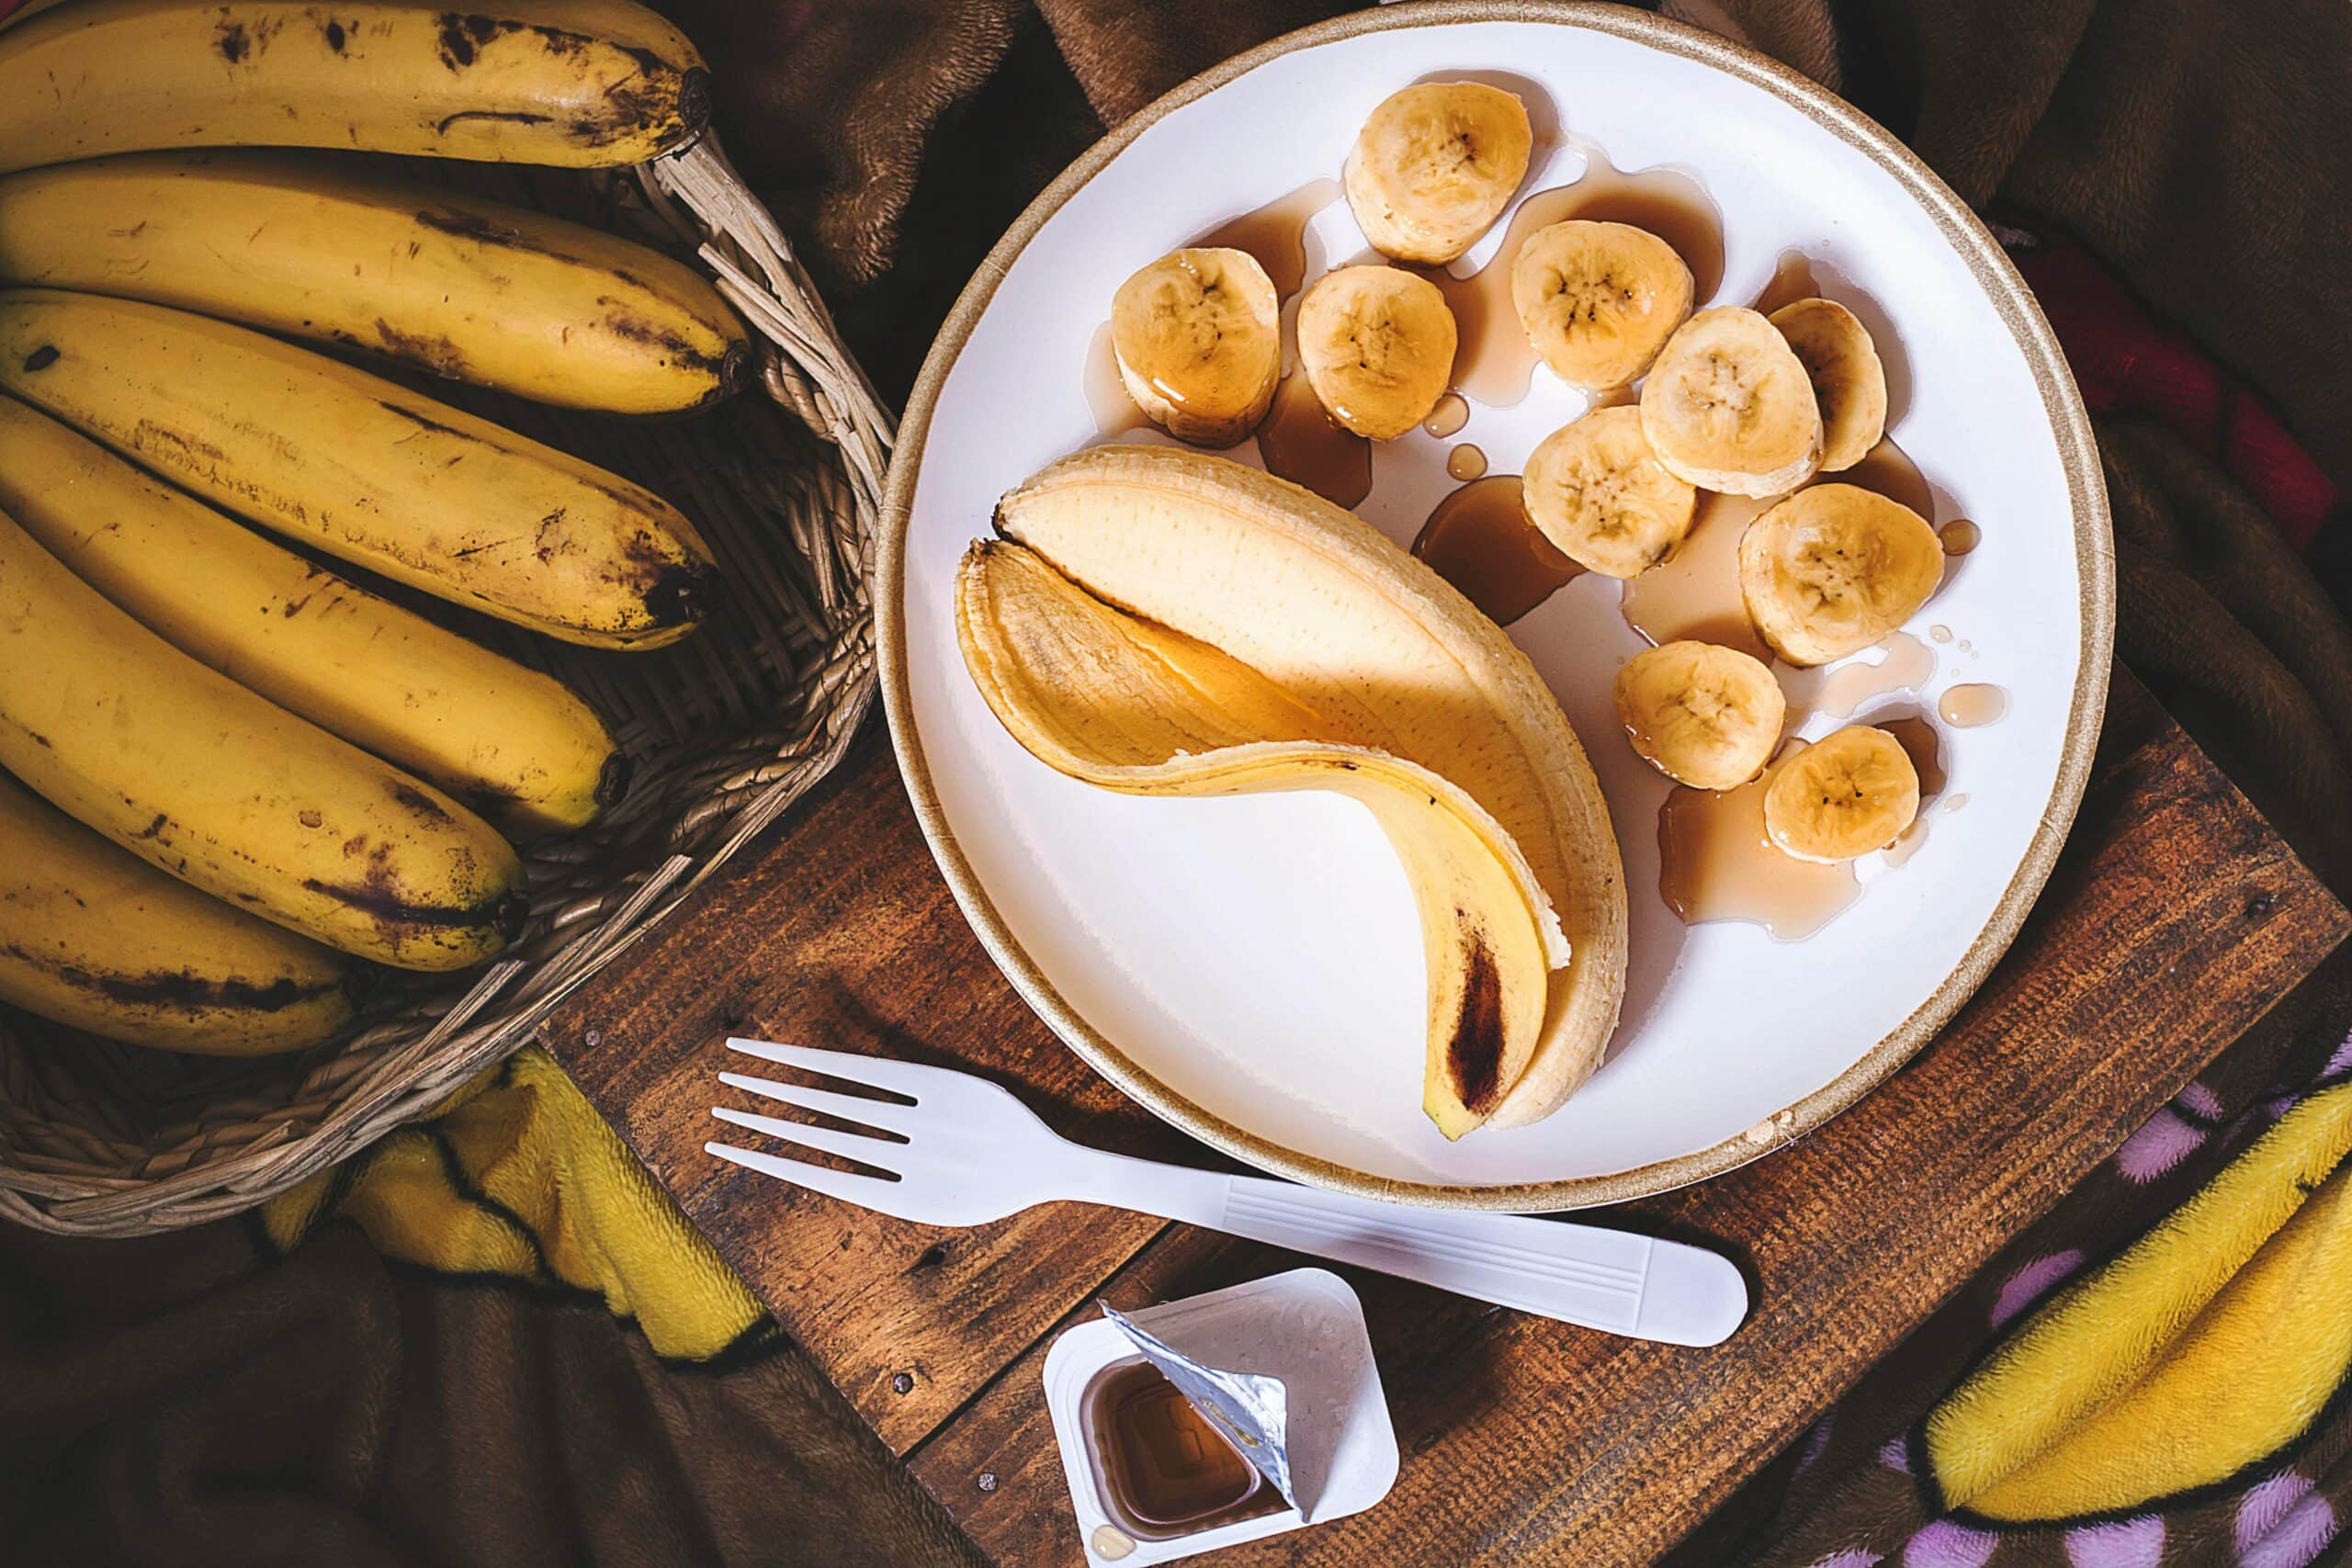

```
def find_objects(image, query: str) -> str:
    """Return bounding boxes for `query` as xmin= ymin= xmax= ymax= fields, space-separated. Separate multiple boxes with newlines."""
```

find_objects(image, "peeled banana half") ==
xmin=1521 ymin=404 xmax=1697 ymax=578
xmin=0 ymin=505 xmax=525 ymax=972
xmin=1615 ymin=641 xmax=1785 ymax=791
xmin=966 ymin=446 xmax=1627 ymax=1137
xmin=1763 ymin=726 xmax=1920 ymax=862
xmin=1110 ymin=248 xmax=1280 ymax=447
xmin=1640 ymin=306 xmax=1824 ymax=496
xmin=0 ymin=152 xmax=750 ymax=414
xmin=1511 ymin=220 xmax=1695 ymax=392
xmin=0 ymin=395 xmax=622 ymax=835
xmin=0 ymin=289 xmax=717 ymax=649
xmin=0 ymin=772 xmax=355 ymax=1055
xmin=1296 ymin=265 xmax=1458 ymax=441
xmin=1770 ymin=298 xmax=1887 ymax=472
xmin=1345 ymin=82 xmax=1533 ymax=265
xmin=0 ymin=0 xmax=710 ymax=175
xmin=1738 ymin=483 xmax=1944 ymax=665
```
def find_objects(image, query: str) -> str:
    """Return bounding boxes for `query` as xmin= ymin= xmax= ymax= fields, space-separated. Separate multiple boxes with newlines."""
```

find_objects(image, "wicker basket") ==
xmin=0 ymin=138 xmax=893 ymax=1236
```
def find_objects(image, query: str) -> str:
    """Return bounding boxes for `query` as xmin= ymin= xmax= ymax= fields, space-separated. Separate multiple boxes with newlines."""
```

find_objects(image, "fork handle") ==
xmin=1072 ymin=1156 xmax=1747 ymax=1347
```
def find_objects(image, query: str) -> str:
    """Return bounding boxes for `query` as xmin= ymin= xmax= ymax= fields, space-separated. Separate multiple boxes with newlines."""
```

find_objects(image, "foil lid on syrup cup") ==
xmin=1041 ymin=1268 xmax=1398 ymax=1564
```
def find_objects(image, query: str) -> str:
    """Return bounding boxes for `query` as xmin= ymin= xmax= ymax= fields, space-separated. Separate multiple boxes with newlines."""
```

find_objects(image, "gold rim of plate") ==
xmin=876 ymin=0 xmax=2116 ymax=1211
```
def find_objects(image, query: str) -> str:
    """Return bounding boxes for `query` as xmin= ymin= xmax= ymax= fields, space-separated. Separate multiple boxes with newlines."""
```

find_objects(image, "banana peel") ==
xmin=960 ymin=445 xmax=1627 ymax=1137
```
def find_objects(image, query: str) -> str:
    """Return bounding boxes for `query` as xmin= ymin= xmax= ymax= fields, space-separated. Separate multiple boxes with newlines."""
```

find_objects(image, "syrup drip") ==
xmin=1875 ymin=712 xmax=1949 ymax=868
xmin=1751 ymin=250 xmax=1822 ymax=316
xmin=1084 ymin=321 xmax=1150 ymax=438
xmin=1940 ymin=519 xmax=1982 ymax=556
xmin=1431 ymin=141 xmax=1724 ymax=408
xmin=1191 ymin=176 xmax=1344 ymax=299
xmin=1411 ymin=475 xmax=1580 ymax=626
xmin=1256 ymin=372 xmax=1371 ymax=508
xmin=1833 ymin=435 xmax=1935 ymax=519
xmin=1938 ymin=683 xmax=2008 ymax=728
xmin=1782 ymin=632 xmax=1936 ymax=727
xmin=1423 ymin=391 xmax=1471 ymax=438
xmin=1657 ymin=739 xmax=1861 ymax=942
xmin=1446 ymin=443 xmax=1488 ymax=481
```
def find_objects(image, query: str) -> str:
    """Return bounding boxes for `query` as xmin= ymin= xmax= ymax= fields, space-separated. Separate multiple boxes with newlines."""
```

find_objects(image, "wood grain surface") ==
xmin=545 ymin=669 xmax=2348 ymax=1565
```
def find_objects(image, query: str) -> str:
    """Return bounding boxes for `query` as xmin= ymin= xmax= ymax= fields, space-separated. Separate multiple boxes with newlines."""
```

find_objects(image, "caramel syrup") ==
xmin=1193 ymin=176 xmax=1344 ymax=301
xmin=1432 ymin=141 xmax=1724 ymax=408
xmin=1617 ymin=490 xmax=1775 ymax=660
xmin=1087 ymin=1359 xmax=1275 ymax=1539
xmin=1410 ymin=474 xmax=1580 ymax=626
xmin=1938 ymin=683 xmax=2008 ymax=728
xmin=1256 ymin=371 xmax=1371 ymax=507
xmin=1657 ymin=740 xmax=1861 ymax=941
xmin=1424 ymin=391 xmax=1471 ymax=438
xmin=1939 ymin=519 xmax=1982 ymax=556
xmin=1447 ymin=442 xmax=1488 ymax=481
xmin=1782 ymin=631 xmax=1936 ymax=727
xmin=1751 ymin=249 xmax=1822 ymax=316
xmin=1834 ymin=435 xmax=1935 ymax=518
xmin=1084 ymin=321 xmax=1151 ymax=438
xmin=1928 ymin=625 xmax=1953 ymax=645
xmin=1875 ymin=711 xmax=1949 ymax=867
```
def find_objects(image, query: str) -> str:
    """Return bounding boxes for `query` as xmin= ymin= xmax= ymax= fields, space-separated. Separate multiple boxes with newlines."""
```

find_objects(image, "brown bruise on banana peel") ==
xmin=1444 ymin=925 xmax=1507 ymax=1116
xmin=1 ymin=938 xmax=345 ymax=1016
xmin=427 ymin=14 xmax=711 ymax=155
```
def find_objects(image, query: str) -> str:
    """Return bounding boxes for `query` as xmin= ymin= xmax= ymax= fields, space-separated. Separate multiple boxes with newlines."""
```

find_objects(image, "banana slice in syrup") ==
xmin=1345 ymin=82 xmax=1533 ymax=265
xmin=1770 ymin=298 xmax=1887 ymax=473
xmin=1639 ymin=305 xmax=1824 ymax=496
xmin=1511 ymin=220 xmax=1695 ymax=392
xmin=1297 ymin=265 xmax=1459 ymax=440
xmin=1521 ymin=404 xmax=1696 ymax=578
xmin=1763 ymin=725 xmax=1920 ymax=862
xmin=1110 ymin=247 xmax=1281 ymax=447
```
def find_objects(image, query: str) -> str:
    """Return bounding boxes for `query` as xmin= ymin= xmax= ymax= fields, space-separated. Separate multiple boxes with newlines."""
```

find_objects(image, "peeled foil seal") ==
xmin=1100 ymin=1300 xmax=1296 ymax=1511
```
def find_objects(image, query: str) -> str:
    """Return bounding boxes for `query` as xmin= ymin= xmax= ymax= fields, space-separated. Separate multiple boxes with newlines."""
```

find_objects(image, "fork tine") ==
xmin=711 ymin=1104 xmax=906 ymax=1168
xmin=704 ymin=1139 xmax=903 ymax=1211
xmin=718 ymin=1071 xmax=920 ymax=1138
xmin=725 ymin=1037 xmax=938 ymax=1099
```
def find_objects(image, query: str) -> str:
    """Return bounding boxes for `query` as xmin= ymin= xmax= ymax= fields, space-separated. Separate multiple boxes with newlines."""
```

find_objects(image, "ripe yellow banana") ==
xmin=1738 ymin=482 xmax=1944 ymax=665
xmin=1296 ymin=265 xmax=1457 ymax=440
xmin=1110 ymin=248 xmax=1280 ymax=446
xmin=0 ymin=289 xmax=716 ymax=649
xmin=0 ymin=506 xmax=525 ymax=971
xmin=1640 ymin=306 xmax=1824 ymax=496
xmin=1763 ymin=726 xmax=1919 ymax=862
xmin=0 ymin=772 xmax=354 ymax=1055
xmin=958 ymin=540 xmax=1565 ymax=1139
xmin=985 ymin=446 xmax=1626 ymax=1135
xmin=1615 ymin=640 xmax=1785 ymax=791
xmin=1345 ymin=82 xmax=1533 ymax=265
xmin=0 ymin=152 xmax=749 ymax=414
xmin=0 ymin=0 xmax=709 ymax=175
xmin=0 ymin=395 xmax=622 ymax=834
xmin=1521 ymin=404 xmax=1697 ymax=578
xmin=1770 ymin=298 xmax=1887 ymax=472
xmin=1511 ymin=220 xmax=1695 ymax=392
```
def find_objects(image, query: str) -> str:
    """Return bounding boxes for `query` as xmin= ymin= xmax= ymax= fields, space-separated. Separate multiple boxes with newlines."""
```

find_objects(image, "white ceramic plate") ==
xmin=878 ymin=2 xmax=2111 ymax=1209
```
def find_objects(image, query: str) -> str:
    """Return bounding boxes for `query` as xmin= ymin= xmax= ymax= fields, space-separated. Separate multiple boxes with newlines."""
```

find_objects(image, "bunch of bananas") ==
xmin=0 ymin=0 xmax=752 ymax=1055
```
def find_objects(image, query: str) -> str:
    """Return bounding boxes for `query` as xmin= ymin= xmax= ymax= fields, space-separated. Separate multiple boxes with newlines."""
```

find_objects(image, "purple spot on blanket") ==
xmin=1991 ymin=1249 xmax=2085 ymax=1327
xmin=2116 ymin=1110 xmax=2207 ymax=1182
xmin=1794 ymin=1416 xmax=1833 ymax=1474
xmin=2241 ymin=1478 xmax=2338 ymax=1567
xmin=2264 ymin=1094 xmax=2299 ymax=1121
xmin=1878 ymin=1436 xmax=1912 ymax=1473
xmin=2238 ymin=1474 xmax=2314 ymax=1551
xmin=1903 ymin=1520 xmax=1997 ymax=1568
xmin=2178 ymin=1080 xmax=2224 ymax=1119
xmin=2064 ymin=1516 xmax=2164 ymax=1567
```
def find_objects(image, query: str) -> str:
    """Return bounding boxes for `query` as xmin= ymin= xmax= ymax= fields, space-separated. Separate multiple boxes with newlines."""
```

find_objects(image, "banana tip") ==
xmin=645 ymin=561 xmax=723 ymax=628
xmin=594 ymin=750 xmax=636 ymax=810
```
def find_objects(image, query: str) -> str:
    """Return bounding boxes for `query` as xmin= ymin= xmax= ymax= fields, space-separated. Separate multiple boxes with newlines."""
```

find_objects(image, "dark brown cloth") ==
xmin=5 ymin=4 xmax=2349 ymax=1566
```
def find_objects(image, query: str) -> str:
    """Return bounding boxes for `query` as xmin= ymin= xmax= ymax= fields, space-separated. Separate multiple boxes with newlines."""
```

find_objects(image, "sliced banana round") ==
xmin=1521 ymin=405 xmax=1697 ymax=578
xmin=1110 ymin=247 xmax=1281 ymax=447
xmin=1770 ymin=298 xmax=1887 ymax=472
xmin=1639 ymin=306 xmax=1824 ymax=496
xmin=1615 ymin=640 xmax=1785 ymax=791
xmin=1737 ymin=482 xmax=1944 ymax=665
xmin=1344 ymin=82 xmax=1533 ymax=265
xmin=1511 ymin=220 xmax=1694 ymax=392
xmin=1763 ymin=726 xmax=1920 ymax=862
xmin=1297 ymin=265 xmax=1459 ymax=440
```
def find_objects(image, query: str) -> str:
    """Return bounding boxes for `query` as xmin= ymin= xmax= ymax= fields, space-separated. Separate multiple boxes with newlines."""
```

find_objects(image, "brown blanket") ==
xmin=4 ymin=3 xmax=2347 ymax=1565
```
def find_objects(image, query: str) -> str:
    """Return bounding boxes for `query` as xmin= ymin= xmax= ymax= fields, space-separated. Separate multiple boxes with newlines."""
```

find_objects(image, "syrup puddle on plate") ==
xmin=1874 ymin=710 xmax=1950 ymax=867
xmin=1657 ymin=740 xmax=1860 ymax=942
xmin=1257 ymin=371 xmax=1371 ymax=508
xmin=1619 ymin=490 xmax=1775 ymax=660
xmin=1193 ymin=175 xmax=1342 ymax=299
xmin=1409 ymin=474 xmax=1579 ymax=626
xmin=1432 ymin=138 xmax=1724 ymax=408
xmin=1939 ymin=519 xmax=1981 ymax=556
xmin=1423 ymin=392 xmax=1471 ymax=438
xmin=1446 ymin=442 xmax=1488 ymax=481
xmin=1781 ymin=631 xmax=1936 ymax=727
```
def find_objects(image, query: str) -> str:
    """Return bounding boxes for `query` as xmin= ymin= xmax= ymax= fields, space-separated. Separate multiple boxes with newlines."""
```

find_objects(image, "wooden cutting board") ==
xmin=543 ymin=669 xmax=2347 ymax=1566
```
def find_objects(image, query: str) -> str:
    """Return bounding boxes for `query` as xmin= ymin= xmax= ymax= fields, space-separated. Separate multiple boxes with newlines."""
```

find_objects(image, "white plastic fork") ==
xmin=707 ymin=1037 xmax=1748 ymax=1347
